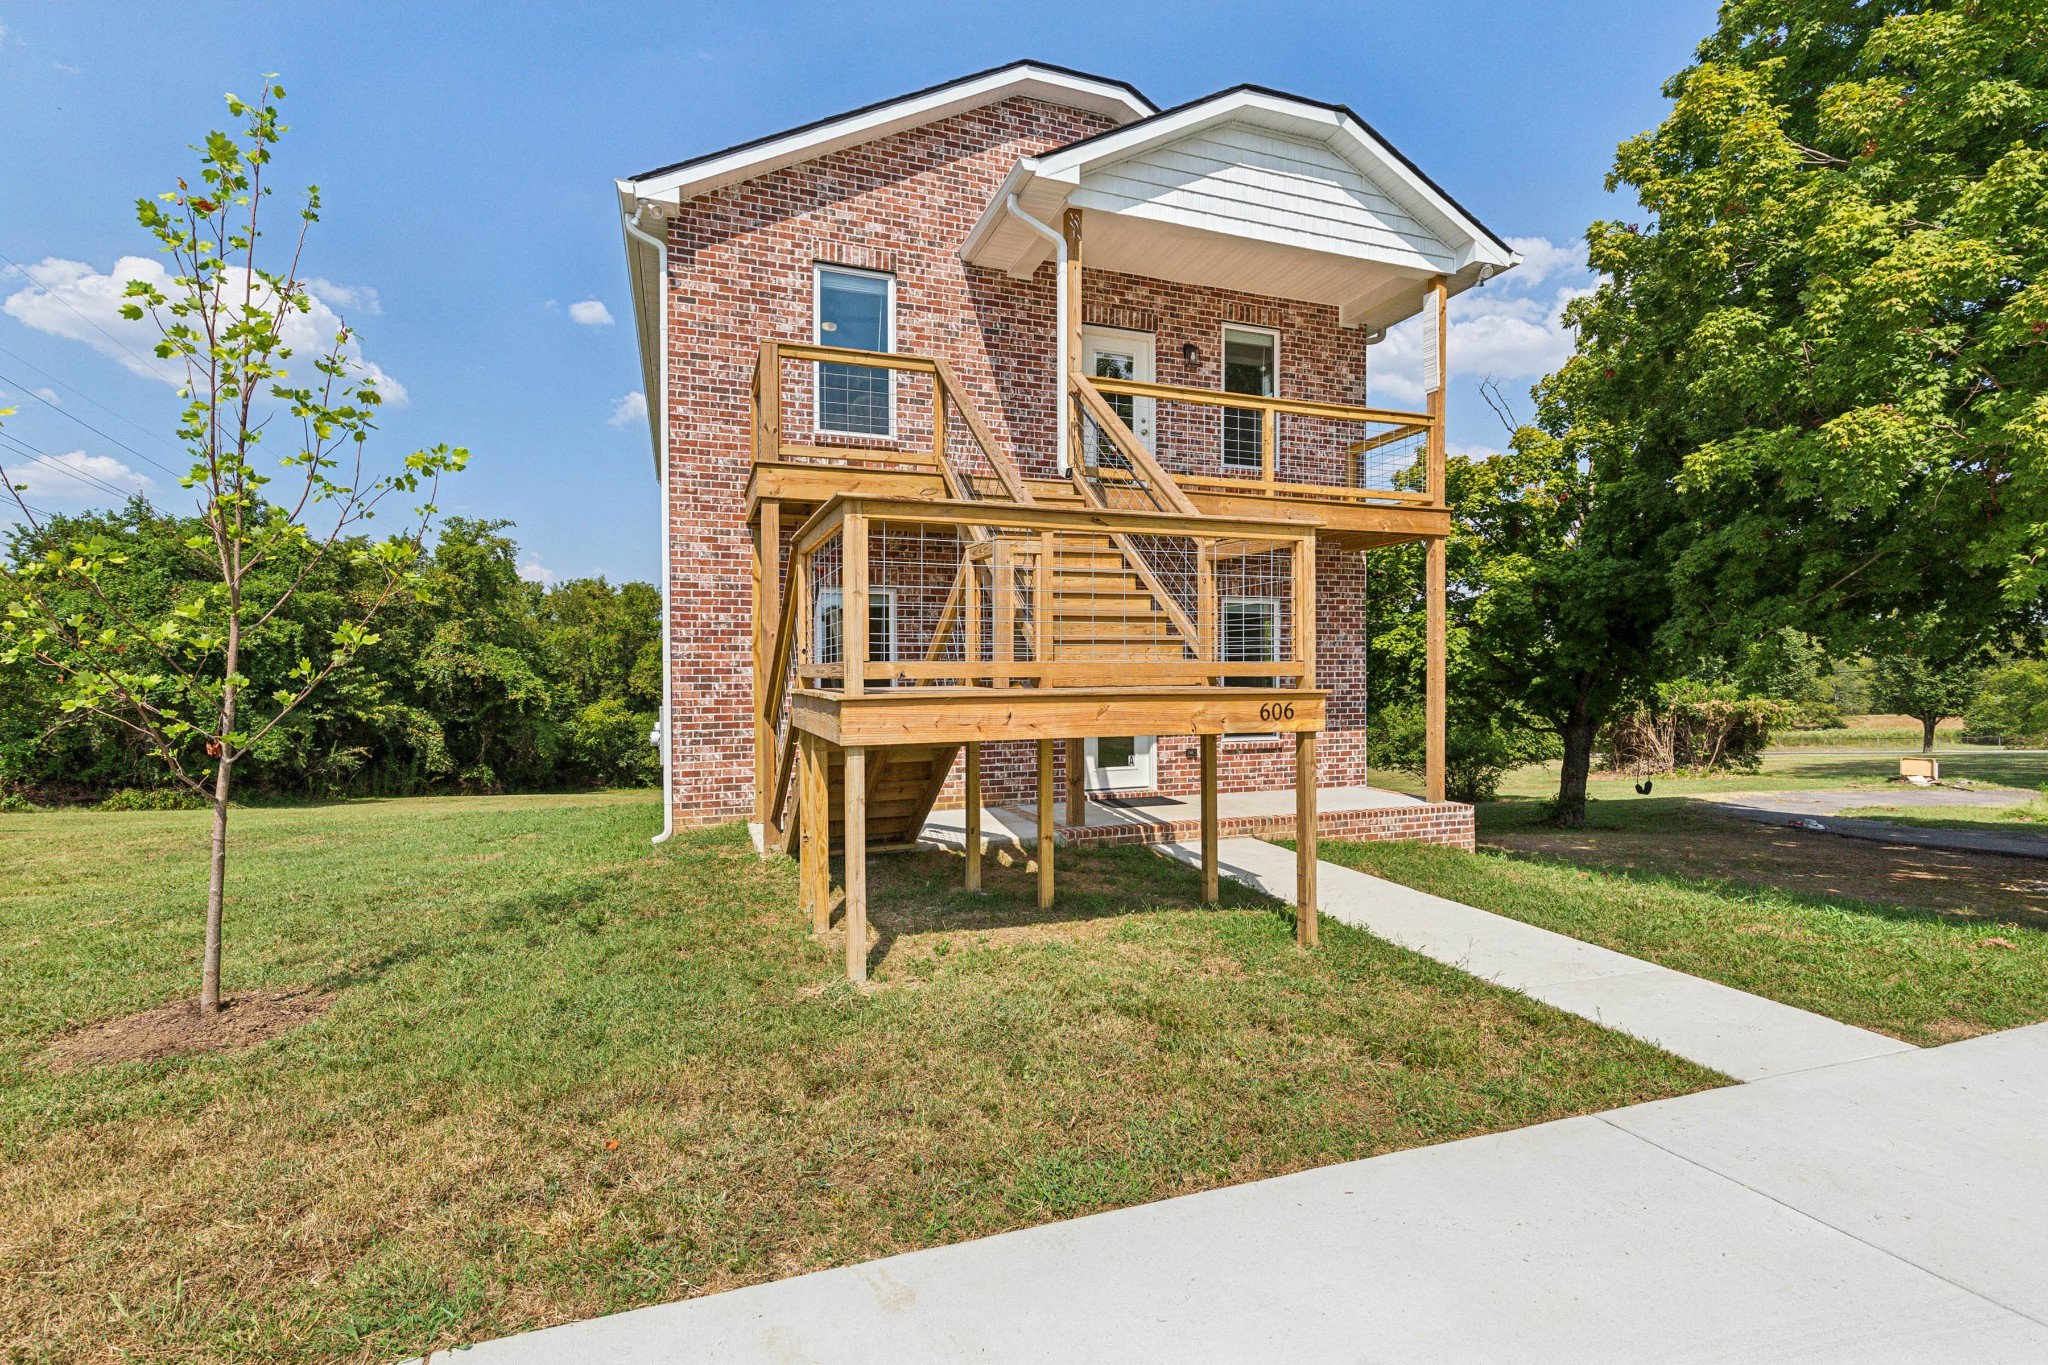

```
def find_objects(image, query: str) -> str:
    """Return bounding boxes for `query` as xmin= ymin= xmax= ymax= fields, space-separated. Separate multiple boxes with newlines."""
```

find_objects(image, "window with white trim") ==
xmin=815 ymin=265 xmax=895 ymax=436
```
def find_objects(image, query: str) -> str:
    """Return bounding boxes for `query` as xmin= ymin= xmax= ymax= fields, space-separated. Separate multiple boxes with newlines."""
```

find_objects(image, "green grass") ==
xmin=0 ymin=794 xmax=1714 ymax=1364
xmin=1767 ymin=727 xmax=1999 ymax=751
xmin=1316 ymin=800 xmax=2048 ymax=1046
xmin=1430 ymin=749 xmax=2048 ymax=803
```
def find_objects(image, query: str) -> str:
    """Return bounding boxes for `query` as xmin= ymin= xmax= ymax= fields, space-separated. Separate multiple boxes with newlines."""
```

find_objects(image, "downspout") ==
xmin=622 ymin=203 xmax=674 ymax=845
xmin=1005 ymin=194 xmax=1068 ymax=471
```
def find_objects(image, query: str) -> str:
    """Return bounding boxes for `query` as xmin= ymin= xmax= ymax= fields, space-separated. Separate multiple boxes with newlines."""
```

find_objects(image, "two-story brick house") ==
xmin=615 ymin=61 xmax=1517 ymax=975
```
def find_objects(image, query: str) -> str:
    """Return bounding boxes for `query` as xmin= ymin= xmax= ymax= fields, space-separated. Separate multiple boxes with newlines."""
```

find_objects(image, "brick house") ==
xmin=614 ymin=61 xmax=1517 ymax=970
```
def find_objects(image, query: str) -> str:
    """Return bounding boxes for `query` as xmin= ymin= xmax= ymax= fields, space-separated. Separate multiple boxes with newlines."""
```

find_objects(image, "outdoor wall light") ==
xmin=1181 ymin=342 xmax=1201 ymax=366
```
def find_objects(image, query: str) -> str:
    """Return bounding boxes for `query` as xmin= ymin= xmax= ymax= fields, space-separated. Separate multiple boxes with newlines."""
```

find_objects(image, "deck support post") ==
xmin=1295 ymin=731 xmax=1319 ymax=949
xmin=1065 ymin=737 xmax=1087 ymax=831
xmin=1200 ymin=733 xmax=1219 ymax=905
xmin=799 ymin=732 xmax=829 ymax=932
xmin=964 ymin=741 xmax=982 ymax=892
xmin=843 ymin=745 xmax=868 ymax=982
xmin=1062 ymin=207 xmax=1084 ymax=471
xmin=1036 ymin=738 xmax=1055 ymax=911
xmin=1425 ymin=535 xmax=1447 ymax=804
xmin=753 ymin=500 xmax=781 ymax=840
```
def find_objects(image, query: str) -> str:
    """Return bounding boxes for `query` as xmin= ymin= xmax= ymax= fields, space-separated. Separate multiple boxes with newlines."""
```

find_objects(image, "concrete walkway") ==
xmin=1703 ymin=788 xmax=2048 ymax=862
xmin=415 ymin=1024 xmax=2048 ymax=1363
xmin=1159 ymin=837 xmax=1911 ymax=1081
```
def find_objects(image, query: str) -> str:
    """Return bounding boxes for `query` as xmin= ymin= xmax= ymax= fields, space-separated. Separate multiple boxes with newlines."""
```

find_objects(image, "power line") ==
xmin=0 ymin=430 xmax=138 ymax=501
xmin=0 ymin=366 xmax=185 ymax=479
xmin=0 ymin=339 xmax=182 ymax=454
xmin=0 ymin=247 xmax=172 ymax=378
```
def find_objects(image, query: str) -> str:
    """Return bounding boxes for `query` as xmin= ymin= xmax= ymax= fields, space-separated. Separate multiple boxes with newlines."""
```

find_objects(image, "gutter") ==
xmin=620 ymin=204 xmax=675 ymax=846
xmin=1003 ymin=193 xmax=1069 ymax=472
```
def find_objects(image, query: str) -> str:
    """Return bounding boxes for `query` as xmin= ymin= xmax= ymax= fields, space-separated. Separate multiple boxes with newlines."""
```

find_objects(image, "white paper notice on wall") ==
xmin=1419 ymin=300 xmax=1441 ymax=396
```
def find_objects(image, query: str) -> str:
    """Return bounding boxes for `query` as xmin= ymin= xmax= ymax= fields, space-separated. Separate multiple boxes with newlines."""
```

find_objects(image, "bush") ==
xmin=1965 ymin=661 xmax=2048 ymax=746
xmin=0 ymin=791 xmax=41 ymax=813
xmin=566 ymin=698 xmax=659 ymax=787
xmin=95 ymin=788 xmax=209 ymax=812
xmin=1369 ymin=703 xmax=1554 ymax=803
xmin=1606 ymin=681 xmax=1789 ymax=776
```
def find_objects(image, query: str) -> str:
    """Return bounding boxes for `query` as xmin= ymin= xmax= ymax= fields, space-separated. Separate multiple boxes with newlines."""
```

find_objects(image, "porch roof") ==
xmin=959 ymin=85 xmax=1521 ymax=331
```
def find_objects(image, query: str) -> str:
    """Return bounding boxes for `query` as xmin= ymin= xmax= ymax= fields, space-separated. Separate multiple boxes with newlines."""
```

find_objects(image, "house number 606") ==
xmin=1257 ymin=702 xmax=1296 ymax=723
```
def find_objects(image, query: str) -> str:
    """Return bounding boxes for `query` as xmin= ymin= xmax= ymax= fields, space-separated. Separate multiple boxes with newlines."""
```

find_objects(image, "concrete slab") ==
xmin=1702 ymin=790 xmax=2048 ymax=861
xmin=1162 ymin=837 xmax=1913 ymax=1081
xmin=421 ymin=1105 xmax=2048 ymax=1364
xmin=1608 ymin=1022 xmax=2048 ymax=1325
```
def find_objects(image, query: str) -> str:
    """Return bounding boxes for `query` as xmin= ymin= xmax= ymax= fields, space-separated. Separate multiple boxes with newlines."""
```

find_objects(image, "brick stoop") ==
xmin=1053 ymin=800 xmax=1475 ymax=853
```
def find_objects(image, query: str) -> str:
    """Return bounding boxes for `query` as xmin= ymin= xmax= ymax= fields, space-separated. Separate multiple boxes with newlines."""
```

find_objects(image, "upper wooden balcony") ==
xmin=742 ymin=341 xmax=1448 ymax=551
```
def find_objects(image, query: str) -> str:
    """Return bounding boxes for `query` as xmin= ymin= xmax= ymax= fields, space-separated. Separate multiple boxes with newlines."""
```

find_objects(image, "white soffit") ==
xmin=961 ymin=87 xmax=1521 ymax=330
xmin=618 ymin=62 xmax=1155 ymax=208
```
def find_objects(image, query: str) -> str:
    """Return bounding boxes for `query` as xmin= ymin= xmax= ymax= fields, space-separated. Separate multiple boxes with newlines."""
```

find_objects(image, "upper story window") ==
xmin=1221 ymin=325 xmax=1277 ymax=472
xmin=815 ymin=265 xmax=894 ymax=436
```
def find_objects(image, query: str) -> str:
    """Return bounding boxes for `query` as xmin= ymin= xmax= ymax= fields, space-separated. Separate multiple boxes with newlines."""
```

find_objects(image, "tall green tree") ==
xmin=1513 ymin=0 xmax=2046 ymax=820
xmin=0 ymin=83 xmax=465 ymax=1012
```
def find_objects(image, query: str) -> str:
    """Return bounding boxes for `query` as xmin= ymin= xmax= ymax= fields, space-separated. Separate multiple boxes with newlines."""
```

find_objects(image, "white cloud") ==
xmin=607 ymin=390 xmax=647 ymax=428
xmin=1369 ymin=236 xmax=1593 ymax=408
xmin=517 ymin=554 xmax=557 ymax=585
xmin=33 ymin=387 xmax=60 ymax=406
xmin=305 ymin=277 xmax=381 ymax=314
xmin=568 ymin=299 xmax=615 ymax=326
xmin=2 ymin=255 xmax=406 ymax=403
xmin=1 ymin=448 xmax=153 ymax=505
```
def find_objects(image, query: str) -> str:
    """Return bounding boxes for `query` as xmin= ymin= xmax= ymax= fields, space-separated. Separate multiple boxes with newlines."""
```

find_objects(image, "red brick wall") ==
xmin=658 ymin=93 xmax=1377 ymax=825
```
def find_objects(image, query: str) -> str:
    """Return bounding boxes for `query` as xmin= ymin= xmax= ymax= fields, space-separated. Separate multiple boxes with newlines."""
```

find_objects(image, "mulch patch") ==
xmin=36 ymin=988 xmax=336 ymax=1071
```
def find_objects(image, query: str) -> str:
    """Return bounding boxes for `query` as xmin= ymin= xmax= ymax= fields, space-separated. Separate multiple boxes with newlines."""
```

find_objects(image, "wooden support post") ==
xmin=1426 ymin=275 xmax=1448 ymax=507
xmin=1295 ymin=731 xmax=1319 ymax=949
xmin=1062 ymin=207 xmax=1084 ymax=471
xmin=757 ymin=340 xmax=782 ymax=466
xmin=932 ymin=373 xmax=948 ymax=470
xmin=843 ymin=746 xmax=868 ymax=983
xmin=1036 ymin=738 xmax=1055 ymax=911
xmin=992 ymin=543 xmax=1014 ymax=689
xmin=964 ymin=741 xmax=982 ymax=892
xmin=799 ymin=732 xmax=829 ymax=932
xmin=1065 ymin=737 xmax=1087 ymax=830
xmin=753 ymin=500 xmax=781 ymax=835
xmin=1425 ymin=536 xmax=1447 ymax=804
xmin=844 ymin=508 xmax=868 ymax=698
xmin=1197 ymin=539 xmax=1217 ymax=683
xmin=1035 ymin=532 xmax=1054 ymax=670
xmin=1200 ymin=733 xmax=1219 ymax=906
xmin=1261 ymin=397 xmax=1278 ymax=490
xmin=1293 ymin=534 xmax=1317 ymax=690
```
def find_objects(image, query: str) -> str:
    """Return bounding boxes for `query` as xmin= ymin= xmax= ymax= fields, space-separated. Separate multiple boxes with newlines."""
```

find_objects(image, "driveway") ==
xmin=1702 ymin=788 xmax=2048 ymax=861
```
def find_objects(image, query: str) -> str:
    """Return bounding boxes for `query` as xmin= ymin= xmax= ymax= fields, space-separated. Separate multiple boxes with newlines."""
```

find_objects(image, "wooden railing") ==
xmin=750 ymin=340 xmax=1033 ymax=504
xmin=788 ymin=495 xmax=1317 ymax=695
xmin=1088 ymin=374 xmax=1438 ymax=506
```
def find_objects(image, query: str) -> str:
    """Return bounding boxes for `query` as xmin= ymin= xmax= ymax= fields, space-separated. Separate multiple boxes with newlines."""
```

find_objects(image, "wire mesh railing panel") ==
xmin=773 ymin=354 xmax=940 ymax=473
xmin=801 ymin=531 xmax=843 ymax=668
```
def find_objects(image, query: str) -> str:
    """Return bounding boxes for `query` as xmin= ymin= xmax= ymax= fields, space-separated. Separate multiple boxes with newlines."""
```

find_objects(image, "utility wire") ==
xmin=0 ymin=366 xmax=184 ymax=479
xmin=0 ymin=339 xmax=182 ymax=455
xmin=0 ymin=248 xmax=171 ymax=378
xmin=0 ymin=430 xmax=138 ymax=501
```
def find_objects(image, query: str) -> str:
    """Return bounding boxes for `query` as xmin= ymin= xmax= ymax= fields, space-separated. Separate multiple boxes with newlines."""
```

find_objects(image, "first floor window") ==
xmin=1222 ymin=596 xmax=1280 ymax=689
xmin=816 ymin=265 xmax=894 ymax=436
xmin=813 ymin=587 xmax=895 ymax=686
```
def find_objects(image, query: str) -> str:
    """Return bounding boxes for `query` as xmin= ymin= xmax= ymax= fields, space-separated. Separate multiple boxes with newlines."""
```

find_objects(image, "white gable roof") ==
xmin=618 ymin=61 xmax=1155 ymax=208
xmin=961 ymin=86 xmax=1520 ymax=329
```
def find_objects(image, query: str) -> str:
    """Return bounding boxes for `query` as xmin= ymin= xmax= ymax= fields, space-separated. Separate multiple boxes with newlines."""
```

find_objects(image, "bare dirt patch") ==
xmin=36 ymin=988 xmax=335 ymax=1071
xmin=1488 ymin=813 xmax=2048 ymax=927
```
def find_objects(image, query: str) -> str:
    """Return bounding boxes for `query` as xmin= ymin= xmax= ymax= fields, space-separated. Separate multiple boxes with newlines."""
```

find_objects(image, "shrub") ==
xmin=0 ymin=791 xmax=41 ymax=813
xmin=1369 ymin=703 xmax=1554 ymax=803
xmin=1605 ymin=681 xmax=1789 ymax=776
xmin=1965 ymin=661 xmax=2048 ymax=747
xmin=94 ymin=788 xmax=210 ymax=812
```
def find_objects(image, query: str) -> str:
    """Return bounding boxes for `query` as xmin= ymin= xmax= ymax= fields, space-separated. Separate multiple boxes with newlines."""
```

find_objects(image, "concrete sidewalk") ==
xmin=416 ymin=1024 xmax=2048 ymax=1363
xmin=1159 ymin=837 xmax=1911 ymax=1081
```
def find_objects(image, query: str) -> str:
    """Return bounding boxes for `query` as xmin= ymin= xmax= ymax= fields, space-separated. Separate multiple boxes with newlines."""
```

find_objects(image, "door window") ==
xmin=816 ymin=266 xmax=894 ymax=435
xmin=1222 ymin=327 xmax=1276 ymax=472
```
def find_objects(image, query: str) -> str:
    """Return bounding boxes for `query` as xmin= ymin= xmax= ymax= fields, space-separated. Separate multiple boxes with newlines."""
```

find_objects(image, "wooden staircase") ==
xmin=757 ymin=372 xmax=1208 ymax=858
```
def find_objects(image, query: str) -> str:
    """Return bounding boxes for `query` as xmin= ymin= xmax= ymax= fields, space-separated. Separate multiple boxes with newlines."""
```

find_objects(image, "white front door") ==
xmin=1079 ymin=327 xmax=1156 ymax=471
xmin=1087 ymin=734 xmax=1156 ymax=792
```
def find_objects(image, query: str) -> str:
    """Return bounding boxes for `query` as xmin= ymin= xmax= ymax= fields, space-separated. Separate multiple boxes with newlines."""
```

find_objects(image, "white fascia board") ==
xmin=625 ymin=66 xmax=1153 ymax=205
xmin=958 ymin=159 xmax=1042 ymax=265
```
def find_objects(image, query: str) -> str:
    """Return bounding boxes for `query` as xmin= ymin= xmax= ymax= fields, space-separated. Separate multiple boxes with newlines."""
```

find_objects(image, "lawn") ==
xmin=0 ymin=794 xmax=1714 ymax=1364
xmin=1837 ymin=794 xmax=2048 ymax=832
xmin=1319 ymin=795 xmax=2048 ymax=1047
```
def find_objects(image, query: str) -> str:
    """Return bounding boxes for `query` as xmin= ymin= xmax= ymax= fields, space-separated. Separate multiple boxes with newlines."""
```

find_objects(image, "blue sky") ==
xmin=0 ymin=0 xmax=1716 ymax=585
